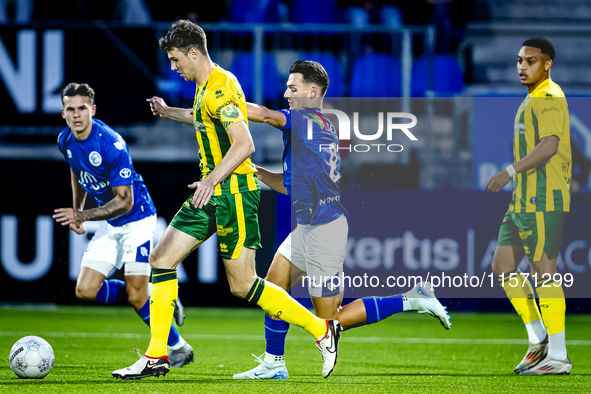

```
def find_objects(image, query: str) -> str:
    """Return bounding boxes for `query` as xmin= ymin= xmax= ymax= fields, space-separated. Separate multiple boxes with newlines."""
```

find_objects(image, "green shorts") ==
xmin=497 ymin=208 xmax=565 ymax=263
xmin=170 ymin=190 xmax=262 ymax=260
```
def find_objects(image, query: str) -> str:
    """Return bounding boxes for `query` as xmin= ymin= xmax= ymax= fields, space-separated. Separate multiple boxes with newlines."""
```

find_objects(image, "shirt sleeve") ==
xmin=534 ymin=95 xmax=564 ymax=140
xmin=107 ymin=147 xmax=134 ymax=187
xmin=207 ymin=86 xmax=245 ymax=131
xmin=277 ymin=109 xmax=292 ymax=136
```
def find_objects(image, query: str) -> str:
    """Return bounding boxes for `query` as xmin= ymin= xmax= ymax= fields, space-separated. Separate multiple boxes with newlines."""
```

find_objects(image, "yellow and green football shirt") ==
xmin=512 ymin=78 xmax=571 ymax=213
xmin=193 ymin=65 xmax=259 ymax=196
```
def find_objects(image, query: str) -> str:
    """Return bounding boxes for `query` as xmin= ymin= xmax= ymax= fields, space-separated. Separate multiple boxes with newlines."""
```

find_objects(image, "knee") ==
xmin=149 ymin=253 xmax=166 ymax=269
xmin=75 ymin=283 xmax=98 ymax=301
xmin=230 ymin=283 xmax=250 ymax=299
xmin=126 ymin=290 xmax=146 ymax=310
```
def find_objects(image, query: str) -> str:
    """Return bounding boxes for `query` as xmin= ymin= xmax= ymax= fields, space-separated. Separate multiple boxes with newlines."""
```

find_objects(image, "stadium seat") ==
xmin=380 ymin=5 xmax=402 ymax=28
xmin=412 ymin=55 xmax=464 ymax=96
xmin=158 ymin=68 xmax=196 ymax=101
xmin=230 ymin=0 xmax=283 ymax=23
xmin=350 ymin=54 xmax=401 ymax=97
xmin=230 ymin=53 xmax=280 ymax=102
xmin=291 ymin=0 xmax=339 ymax=23
xmin=303 ymin=53 xmax=343 ymax=97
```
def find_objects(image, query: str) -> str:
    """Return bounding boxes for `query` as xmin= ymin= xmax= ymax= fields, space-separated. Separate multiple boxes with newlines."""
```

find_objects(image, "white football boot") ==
xmin=316 ymin=319 xmax=343 ymax=378
xmin=406 ymin=281 xmax=452 ymax=330
xmin=233 ymin=353 xmax=289 ymax=379
xmin=112 ymin=348 xmax=169 ymax=380
xmin=520 ymin=354 xmax=572 ymax=375
xmin=514 ymin=336 xmax=548 ymax=373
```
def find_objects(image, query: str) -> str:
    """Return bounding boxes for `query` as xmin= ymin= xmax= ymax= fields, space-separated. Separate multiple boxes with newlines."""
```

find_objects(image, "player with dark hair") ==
xmin=53 ymin=83 xmax=193 ymax=368
xmin=113 ymin=21 xmax=343 ymax=380
xmin=233 ymin=60 xmax=451 ymax=379
xmin=487 ymin=37 xmax=572 ymax=375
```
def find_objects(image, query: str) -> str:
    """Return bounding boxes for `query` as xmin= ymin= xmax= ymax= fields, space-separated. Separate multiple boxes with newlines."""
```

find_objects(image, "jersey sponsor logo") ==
xmin=215 ymin=89 xmax=224 ymax=99
xmin=89 ymin=151 xmax=102 ymax=166
xmin=219 ymin=243 xmax=228 ymax=253
xmin=541 ymin=107 xmax=558 ymax=115
xmin=67 ymin=149 xmax=72 ymax=158
xmin=216 ymin=224 xmax=234 ymax=236
xmin=114 ymin=142 xmax=125 ymax=150
xmin=194 ymin=120 xmax=206 ymax=133
xmin=319 ymin=195 xmax=341 ymax=206
xmin=119 ymin=168 xmax=132 ymax=178
xmin=79 ymin=170 xmax=109 ymax=191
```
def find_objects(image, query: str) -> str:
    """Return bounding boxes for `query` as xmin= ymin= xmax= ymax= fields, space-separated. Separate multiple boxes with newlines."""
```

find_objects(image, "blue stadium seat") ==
xmin=303 ymin=53 xmax=343 ymax=97
xmin=412 ymin=55 xmax=464 ymax=96
xmin=351 ymin=54 xmax=401 ymax=97
xmin=291 ymin=0 xmax=339 ymax=23
xmin=230 ymin=53 xmax=280 ymax=102
xmin=158 ymin=68 xmax=196 ymax=101
xmin=230 ymin=0 xmax=283 ymax=23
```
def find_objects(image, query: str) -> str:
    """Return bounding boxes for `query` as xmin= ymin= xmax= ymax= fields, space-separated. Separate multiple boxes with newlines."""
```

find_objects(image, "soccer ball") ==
xmin=9 ymin=336 xmax=55 ymax=379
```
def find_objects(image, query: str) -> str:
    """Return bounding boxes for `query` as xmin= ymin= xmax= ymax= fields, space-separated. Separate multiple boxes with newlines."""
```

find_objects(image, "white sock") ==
xmin=264 ymin=352 xmax=285 ymax=364
xmin=169 ymin=336 xmax=186 ymax=351
xmin=525 ymin=319 xmax=547 ymax=344
xmin=402 ymin=293 xmax=412 ymax=311
xmin=547 ymin=330 xmax=567 ymax=360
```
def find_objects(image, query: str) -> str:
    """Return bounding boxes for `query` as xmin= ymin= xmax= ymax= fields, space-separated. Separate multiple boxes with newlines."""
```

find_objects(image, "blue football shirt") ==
xmin=277 ymin=108 xmax=346 ymax=226
xmin=57 ymin=119 xmax=156 ymax=226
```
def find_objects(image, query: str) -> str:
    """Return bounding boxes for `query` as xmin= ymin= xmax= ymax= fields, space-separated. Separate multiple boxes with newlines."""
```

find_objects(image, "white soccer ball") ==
xmin=9 ymin=336 xmax=55 ymax=379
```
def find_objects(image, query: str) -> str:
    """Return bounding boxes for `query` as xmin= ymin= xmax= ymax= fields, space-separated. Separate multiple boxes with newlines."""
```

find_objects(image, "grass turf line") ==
xmin=0 ymin=306 xmax=589 ymax=393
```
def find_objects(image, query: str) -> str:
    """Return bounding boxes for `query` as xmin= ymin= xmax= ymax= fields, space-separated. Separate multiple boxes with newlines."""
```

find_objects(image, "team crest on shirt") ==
xmin=89 ymin=151 xmax=102 ymax=166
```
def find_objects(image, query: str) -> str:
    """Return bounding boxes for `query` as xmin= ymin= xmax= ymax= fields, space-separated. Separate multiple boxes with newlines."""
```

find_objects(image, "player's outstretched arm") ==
xmin=486 ymin=135 xmax=559 ymax=193
xmin=246 ymin=102 xmax=287 ymax=128
xmin=53 ymin=184 xmax=134 ymax=226
xmin=190 ymin=121 xmax=255 ymax=208
xmin=255 ymin=165 xmax=287 ymax=195
xmin=146 ymin=96 xmax=193 ymax=125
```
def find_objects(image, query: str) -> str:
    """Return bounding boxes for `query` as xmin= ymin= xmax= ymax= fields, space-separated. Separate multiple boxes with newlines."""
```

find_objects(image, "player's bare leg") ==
xmin=124 ymin=275 xmax=149 ymax=310
xmin=520 ymin=252 xmax=570 ymax=375
xmin=75 ymin=267 xmax=106 ymax=301
xmin=493 ymin=245 xmax=549 ymax=373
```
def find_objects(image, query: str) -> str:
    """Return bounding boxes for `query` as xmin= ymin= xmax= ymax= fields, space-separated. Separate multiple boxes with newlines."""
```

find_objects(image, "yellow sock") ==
xmin=246 ymin=277 xmax=327 ymax=339
xmin=499 ymin=269 xmax=541 ymax=324
xmin=536 ymin=280 xmax=566 ymax=335
xmin=146 ymin=268 xmax=177 ymax=358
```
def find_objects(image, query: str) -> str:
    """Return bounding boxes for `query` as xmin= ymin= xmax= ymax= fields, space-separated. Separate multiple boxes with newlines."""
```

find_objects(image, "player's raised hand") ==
xmin=486 ymin=169 xmax=512 ymax=193
xmin=69 ymin=222 xmax=86 ymax=235
xmin=53 ymin=208 xmax=84 ymax=226
xmin=146 ymin=96 xmax=168 ymax=117
xmin=188 ymin=179 xmax=215 ymax=209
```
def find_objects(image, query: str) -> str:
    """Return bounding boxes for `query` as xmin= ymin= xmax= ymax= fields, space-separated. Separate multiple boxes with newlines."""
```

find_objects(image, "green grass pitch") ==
xmin=0 ymin=305 xmax=590 ymax=393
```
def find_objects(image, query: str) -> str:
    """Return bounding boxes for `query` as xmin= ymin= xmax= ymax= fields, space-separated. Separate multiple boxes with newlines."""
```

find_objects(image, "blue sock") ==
xmin=362 ymin=295 xmax=404 ymax=325
xmin=136 ymin=297 xmax=181 ymax=347
xmin=95 ymin=279 xmax=126 ymax=304
xmin=264 ymin=314 xmax=289 ymax=356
